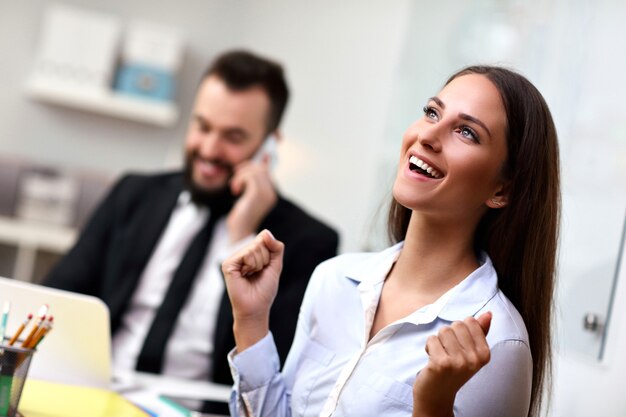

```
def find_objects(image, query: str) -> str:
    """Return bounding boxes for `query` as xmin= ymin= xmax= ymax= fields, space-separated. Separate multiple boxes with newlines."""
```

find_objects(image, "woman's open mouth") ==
xmin=409 ymin=155 xmax=442 ymax=179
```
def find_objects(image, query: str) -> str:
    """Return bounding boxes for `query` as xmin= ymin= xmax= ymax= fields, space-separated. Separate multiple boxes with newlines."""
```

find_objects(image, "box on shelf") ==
xmin=114 ymin=20 xmax=184 ymax=102
xmin=23 ymin=7 xmax=182 ymax=125
xmin=114 ymin=64 xmax=175 ymax=102
xmin=14 ymin=170 xmax=79 ymax=227
xmin=28 ymin=4 xmax=122 ymax=91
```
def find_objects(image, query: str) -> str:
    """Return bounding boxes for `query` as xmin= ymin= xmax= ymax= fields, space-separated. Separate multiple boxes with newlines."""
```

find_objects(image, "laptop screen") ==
xmin=0 ymin=276 xmax=111 ymax=388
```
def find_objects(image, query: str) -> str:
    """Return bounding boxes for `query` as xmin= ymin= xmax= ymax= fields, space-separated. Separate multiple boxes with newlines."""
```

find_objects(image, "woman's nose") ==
xmin=417 ymin=124 xmax=442 ymax=153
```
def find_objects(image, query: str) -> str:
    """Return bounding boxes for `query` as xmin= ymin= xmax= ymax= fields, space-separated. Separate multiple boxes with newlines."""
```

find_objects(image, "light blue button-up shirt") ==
xmin=228 ymin=242 xmax=532 ymax=417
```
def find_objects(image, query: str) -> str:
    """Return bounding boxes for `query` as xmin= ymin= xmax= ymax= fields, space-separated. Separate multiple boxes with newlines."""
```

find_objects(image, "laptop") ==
xmin=0 ymin=276 xmax=111 ymax=388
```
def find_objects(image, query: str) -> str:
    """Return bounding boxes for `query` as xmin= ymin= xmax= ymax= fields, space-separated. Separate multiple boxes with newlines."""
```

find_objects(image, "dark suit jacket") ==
xmin=44 ymin=171 xmax=339 ymax=384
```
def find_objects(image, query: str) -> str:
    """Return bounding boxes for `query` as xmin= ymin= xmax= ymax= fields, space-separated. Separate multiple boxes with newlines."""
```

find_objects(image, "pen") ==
xmin=21 ymin=304 xmax=48 ymax=349
xmin=0 ymin=301 xmax=10 ymax=344
xmin=8 ymin=313 xmax=33 ymax=346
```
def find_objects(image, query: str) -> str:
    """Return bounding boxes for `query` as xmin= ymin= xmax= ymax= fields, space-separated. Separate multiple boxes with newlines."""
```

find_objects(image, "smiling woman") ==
xmin=393 ymin=73 xmax=510 ymax=222
xmin=222 ymin=65 xmax=559 ymax=417
xmin=389 ymin=66 xmax=559 ymax=417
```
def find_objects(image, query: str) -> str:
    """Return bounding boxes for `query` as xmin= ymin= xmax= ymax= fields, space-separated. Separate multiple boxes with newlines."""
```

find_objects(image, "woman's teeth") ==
xmin=409 ymin=156 xmax=442 ymax=179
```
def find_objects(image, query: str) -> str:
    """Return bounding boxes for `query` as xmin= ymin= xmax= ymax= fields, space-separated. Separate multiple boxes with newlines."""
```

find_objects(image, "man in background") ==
xmin=44 ymin=50 xmax=339 ymax=387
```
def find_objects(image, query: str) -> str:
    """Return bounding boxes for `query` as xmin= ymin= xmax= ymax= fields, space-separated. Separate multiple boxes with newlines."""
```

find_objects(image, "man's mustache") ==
xmin=190 ymin=152 xmax=234 ymax=175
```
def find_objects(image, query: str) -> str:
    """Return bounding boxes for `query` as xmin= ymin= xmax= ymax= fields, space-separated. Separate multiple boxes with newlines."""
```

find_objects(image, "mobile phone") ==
xmin=251 ymin=134 xmax=278 ymax=172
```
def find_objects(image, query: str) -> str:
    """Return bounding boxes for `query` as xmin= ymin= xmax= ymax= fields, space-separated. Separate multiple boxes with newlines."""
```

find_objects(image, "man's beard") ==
xmin=183 ymin=152 xmax=236 ymax=209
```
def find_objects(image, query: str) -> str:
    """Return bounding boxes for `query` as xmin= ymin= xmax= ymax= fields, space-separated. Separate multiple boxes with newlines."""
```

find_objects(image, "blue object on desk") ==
xmin=114 ymin=64 xmax=175 ymax=101
xmin=159 ymin=395 xmax=192 ymax=417
xmin=137 ymin=405 xmax=159 ymax=417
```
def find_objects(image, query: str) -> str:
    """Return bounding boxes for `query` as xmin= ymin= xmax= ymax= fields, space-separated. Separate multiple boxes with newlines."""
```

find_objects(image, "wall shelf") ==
xmin=25 ymin=77 xmax=179 ymax=127
xmin=0 ymin=215 xmax=77 ymax=282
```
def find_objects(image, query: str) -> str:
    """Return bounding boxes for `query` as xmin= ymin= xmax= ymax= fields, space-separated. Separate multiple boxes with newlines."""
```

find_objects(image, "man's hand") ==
xmin=222 ymin=230 xmax=284 ymax=352
xmin=227 ymin=156 xmax=277 ymax=243
xmin=412 ymin=312 xmax=492 ymax=417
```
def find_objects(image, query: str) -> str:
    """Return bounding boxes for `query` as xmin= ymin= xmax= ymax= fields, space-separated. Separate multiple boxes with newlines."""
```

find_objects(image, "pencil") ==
xmin=8 ymin=313 xmax=33 ymax=346
xmin=28 ymin=316 xmax=54 ymax=349
xmin=33 ymin=319 xmax=54 ymax=349
xmin=21 ymin=304 xmax=48 ymax=348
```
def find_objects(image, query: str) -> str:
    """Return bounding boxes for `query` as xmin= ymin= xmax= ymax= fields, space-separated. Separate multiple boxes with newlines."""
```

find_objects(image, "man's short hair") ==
xmin=203 ymin=50 xmax=289 ymax=134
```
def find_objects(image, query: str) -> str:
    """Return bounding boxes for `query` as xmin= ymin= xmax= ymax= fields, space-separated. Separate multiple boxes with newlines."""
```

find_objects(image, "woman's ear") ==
xmin=485 ymin=183 xmax=510 ymax=209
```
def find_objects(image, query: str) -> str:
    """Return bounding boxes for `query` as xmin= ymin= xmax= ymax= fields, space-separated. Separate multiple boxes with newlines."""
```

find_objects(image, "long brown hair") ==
xmin=388 ymin=66 xmax=560 ymax=417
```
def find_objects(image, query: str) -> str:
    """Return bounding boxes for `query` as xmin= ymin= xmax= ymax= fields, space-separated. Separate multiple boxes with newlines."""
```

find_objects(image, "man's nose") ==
xmin=197 ymin=132 xmax=223 ymax=158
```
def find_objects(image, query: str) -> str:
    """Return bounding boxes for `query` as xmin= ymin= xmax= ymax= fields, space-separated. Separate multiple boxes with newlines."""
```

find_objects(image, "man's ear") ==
xmin=485 ymin=182 xmax=510 ymax=209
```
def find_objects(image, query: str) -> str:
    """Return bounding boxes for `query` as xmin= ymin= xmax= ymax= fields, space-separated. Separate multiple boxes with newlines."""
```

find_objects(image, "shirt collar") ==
xmin=177 ymin=190 xmax=192 ymax=206
xmin=344 ymin=243 xmax=499 ymax=323
xmin=176 ymin=191 xmax=211 ymax=219
xmin=436 ymin=254 xmax=498 ymax=321
xmin=344 ymin=241 xmax=404 ymax=287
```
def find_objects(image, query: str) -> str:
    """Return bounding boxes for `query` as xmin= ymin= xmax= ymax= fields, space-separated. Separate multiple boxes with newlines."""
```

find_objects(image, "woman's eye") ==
xmin=423 ymin=106 xmax=438 ymax=120
xmin=459 ymin=126 xmax=480 ymax=143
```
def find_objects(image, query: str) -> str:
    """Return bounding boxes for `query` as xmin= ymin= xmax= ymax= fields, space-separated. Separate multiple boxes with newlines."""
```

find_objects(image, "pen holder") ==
xmin=0 ymin=344 xmax=35 ymax=417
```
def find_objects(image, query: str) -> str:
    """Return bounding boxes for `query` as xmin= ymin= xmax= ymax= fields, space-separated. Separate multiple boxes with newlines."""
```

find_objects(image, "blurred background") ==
xmin=0 ymin=0 xmax=624 ymax=415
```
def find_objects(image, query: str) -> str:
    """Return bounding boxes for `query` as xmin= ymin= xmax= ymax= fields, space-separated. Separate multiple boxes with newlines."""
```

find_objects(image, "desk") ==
xmin=19 ymin=379 xmax=148 ymax=417
xmin=120 ymin=371 xmax=231 ymax=402
xmin=116 ymin=371 xmax=231 ymax=416
xmin=18 ymin=373 xmax=231 ymax=417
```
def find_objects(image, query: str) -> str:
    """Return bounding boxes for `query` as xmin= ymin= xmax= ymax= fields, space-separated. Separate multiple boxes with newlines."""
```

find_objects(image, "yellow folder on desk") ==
xmin=18 ymin=379 xmax=150 ymax=417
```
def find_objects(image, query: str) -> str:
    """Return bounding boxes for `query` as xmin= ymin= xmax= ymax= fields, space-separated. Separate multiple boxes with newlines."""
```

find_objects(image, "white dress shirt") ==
xmin=228 ymin=242 xmax=533 ymax=417
xmin=112 ymin=192 xmax=253 ymax=379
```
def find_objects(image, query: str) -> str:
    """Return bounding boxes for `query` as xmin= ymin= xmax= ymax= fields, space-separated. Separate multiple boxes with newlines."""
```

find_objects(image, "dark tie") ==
xmin=135 ymin=200 xmax=228 ymax=373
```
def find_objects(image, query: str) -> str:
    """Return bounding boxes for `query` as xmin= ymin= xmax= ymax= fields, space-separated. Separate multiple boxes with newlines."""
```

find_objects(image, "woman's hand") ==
xmin=412 ymin=312 xmax=492 ymax=417
xmin=222 ymin=229 xmax=284 ymax=352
